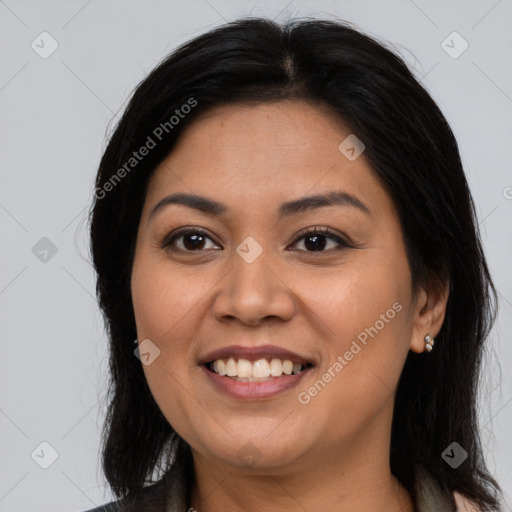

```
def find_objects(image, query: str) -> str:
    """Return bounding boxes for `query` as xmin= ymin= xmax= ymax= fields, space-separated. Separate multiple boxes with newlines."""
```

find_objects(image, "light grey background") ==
xmin=1 ymin=0 xmax=511 ymax=510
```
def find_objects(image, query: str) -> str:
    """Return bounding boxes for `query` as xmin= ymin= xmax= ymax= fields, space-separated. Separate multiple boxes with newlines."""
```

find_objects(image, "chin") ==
xmin=196 ymin=432 xmax=305 ymax=471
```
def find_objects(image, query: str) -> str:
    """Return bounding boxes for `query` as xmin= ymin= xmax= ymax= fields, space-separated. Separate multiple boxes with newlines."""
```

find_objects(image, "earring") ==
xmin=424 ymin=334 xmax=435 ymax=353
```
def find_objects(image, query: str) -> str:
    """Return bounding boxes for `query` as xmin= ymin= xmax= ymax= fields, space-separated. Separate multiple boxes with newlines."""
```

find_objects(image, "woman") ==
xmin=87 ymin=17 xmax=504 ymax=511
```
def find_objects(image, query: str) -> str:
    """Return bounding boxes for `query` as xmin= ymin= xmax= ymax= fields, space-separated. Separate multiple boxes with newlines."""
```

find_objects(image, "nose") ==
xmin=211 ymin=246 xmax=296 ymax=327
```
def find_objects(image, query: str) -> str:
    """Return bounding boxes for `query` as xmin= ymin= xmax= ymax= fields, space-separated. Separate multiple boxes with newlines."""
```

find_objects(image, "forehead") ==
xmin=143 ymin=101 xmax=392 ymax=222
xmin=168 ymin=100 xmax=352 ymax=160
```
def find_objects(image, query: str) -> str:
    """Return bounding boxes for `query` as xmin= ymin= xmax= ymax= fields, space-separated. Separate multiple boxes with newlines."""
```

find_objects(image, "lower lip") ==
xmin=201 ymin=364 xmax=313 ymax=400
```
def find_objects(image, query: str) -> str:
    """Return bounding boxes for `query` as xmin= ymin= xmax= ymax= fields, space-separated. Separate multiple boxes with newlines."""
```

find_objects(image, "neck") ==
xmin=188 ymin=431 xmax=414 ymax=511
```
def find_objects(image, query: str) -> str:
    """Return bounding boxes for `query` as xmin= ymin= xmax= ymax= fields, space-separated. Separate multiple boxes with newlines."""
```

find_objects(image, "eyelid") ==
xmin=160 ymin=226 xmax=220 ymax=250
xmin=290 ymin=226 xmax=353 ymax=248
xmin=161 ymin=225 xmax=354 ymax=253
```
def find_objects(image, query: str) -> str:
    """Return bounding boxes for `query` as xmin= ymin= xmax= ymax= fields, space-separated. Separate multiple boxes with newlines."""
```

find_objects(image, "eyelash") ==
xmin=161 ymin=226 xmax=353 ymax=254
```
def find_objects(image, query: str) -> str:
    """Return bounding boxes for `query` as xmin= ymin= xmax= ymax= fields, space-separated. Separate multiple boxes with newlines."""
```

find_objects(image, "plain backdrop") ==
xmin=1 ymin=0 xmax=511 ymax=510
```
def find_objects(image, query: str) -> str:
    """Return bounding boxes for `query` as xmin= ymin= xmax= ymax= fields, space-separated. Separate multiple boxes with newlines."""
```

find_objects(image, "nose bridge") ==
xmin=212 ymin=235 xmax=295 ymax=325
xmin=233 ymin=236 xmax=272 ymax=293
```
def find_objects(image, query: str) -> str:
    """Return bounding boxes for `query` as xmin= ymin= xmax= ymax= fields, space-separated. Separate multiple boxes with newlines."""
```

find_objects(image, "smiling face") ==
xmin=130 ymin=100 xmax=432 ymax=477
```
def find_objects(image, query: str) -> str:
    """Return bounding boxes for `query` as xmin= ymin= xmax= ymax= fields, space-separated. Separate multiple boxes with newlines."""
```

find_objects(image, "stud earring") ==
xmin=424 ymin=334 xmax=435 ymax=353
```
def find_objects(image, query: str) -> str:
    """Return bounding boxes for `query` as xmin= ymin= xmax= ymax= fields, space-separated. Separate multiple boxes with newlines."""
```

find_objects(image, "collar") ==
xmin=116 ymin=467 xmax=457 ymax=512
xmin=162 ymin=464 xmax=456 ymax=512
xmin=413 ymin=466 xmax=457 ymax=512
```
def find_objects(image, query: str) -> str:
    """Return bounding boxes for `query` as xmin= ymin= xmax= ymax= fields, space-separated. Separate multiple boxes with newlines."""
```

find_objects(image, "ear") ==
xmin=409 ymin=277 xmax=450 ymax=354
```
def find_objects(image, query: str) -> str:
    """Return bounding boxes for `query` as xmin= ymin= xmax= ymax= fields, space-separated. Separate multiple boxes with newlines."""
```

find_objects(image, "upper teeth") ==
xmin=211 ymin=357 xmax=306 ymax=378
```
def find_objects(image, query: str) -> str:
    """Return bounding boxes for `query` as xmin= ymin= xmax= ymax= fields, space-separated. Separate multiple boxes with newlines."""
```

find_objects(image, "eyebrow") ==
xmin=148 ymin=190 xmax=371 ymax=223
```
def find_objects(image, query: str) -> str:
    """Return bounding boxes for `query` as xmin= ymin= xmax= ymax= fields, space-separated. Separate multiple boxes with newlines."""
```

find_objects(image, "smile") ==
xmin=202 ymin=359 xmax=315 ymax=400
xmin=206 ymin=357 xmax=313 ymax=381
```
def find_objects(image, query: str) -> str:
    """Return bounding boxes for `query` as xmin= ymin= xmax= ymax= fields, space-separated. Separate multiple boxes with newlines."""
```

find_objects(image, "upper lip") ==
xmin=198 ymin=344 xmax=315 ymax=365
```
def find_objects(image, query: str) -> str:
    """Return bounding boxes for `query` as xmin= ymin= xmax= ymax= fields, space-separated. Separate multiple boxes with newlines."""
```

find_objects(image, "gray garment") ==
xmin=413 ymin=467 xmax=457 ymax=511
xmin=85 ymin=465 xmax=457 ymax=512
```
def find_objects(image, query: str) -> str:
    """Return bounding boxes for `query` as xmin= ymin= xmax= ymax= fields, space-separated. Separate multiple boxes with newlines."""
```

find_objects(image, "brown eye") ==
xmin=161 ymin=226 xmax=351 ymax=254
xmin=162 ymin=229 xmax=220 ymax=252
xmin=290 ymin=227 xmax=352 ymax=253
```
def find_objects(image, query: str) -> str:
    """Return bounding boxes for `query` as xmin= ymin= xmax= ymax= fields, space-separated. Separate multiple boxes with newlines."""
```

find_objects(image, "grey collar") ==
xmin=413 ymin=466 xmax=457 ymax=512
xmin=164 ymin=465 xmax=457 ymax=512
xmin=95 ymin=463 xmax=456 ymax=511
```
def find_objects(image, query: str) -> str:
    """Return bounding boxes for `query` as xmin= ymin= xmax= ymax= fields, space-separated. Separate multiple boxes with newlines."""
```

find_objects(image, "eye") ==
xmin=289 ymin=226 xmax=352 ymax=253
xmin=162 ymin=228 xmax=220 ymax=252
xmin=161 ymin=226 xmax=352 ymax=254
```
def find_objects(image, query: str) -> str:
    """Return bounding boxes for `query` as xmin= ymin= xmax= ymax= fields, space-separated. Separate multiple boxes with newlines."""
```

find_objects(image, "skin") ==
xmin=130 ymin=100 xmax=449 ymax=512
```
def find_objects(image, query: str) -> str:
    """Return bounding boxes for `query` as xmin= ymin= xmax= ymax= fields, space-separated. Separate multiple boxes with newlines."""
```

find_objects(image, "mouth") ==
xmin=198 ymin=345 xmax=316 ymax=399
xmin=205 ymin=357 xmax=314 ymax=382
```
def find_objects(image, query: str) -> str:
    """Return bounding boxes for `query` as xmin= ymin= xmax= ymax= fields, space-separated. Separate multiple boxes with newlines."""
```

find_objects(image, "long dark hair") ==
xmin=89 ymin=17 xmax=503 ymax=510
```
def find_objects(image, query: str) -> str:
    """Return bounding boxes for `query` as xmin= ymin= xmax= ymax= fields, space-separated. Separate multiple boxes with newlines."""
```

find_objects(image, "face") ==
xmin=131 ymin=101 xmax=429 ymax=476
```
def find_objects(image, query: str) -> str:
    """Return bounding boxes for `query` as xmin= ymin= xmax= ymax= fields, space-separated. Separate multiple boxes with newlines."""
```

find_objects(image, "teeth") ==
xmin=237 ymin=359 xmax=252 ymax=378
xmin=226 ymin=357 xmax=237 ymax=377
xmin=270 ymin=358 xmax=282 ymax=377
xmin=213 ymin=359 xmax=227 ymax=376
xmin=282 ymin=360 xmax=293 ymax=375
xmin=209 ymin=357 xmax=309 ymax=379
xmin=253 ymin=359 xmax=270 ymax=378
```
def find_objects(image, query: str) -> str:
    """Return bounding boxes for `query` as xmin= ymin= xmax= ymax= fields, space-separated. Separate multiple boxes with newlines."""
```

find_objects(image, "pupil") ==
xmin=184 ymin=233 xmax=204 ymax=250
xmin=181 ymin=233 xmax=328 ymax=251
xmin=305 ymin=234 xmax=326 ymax=251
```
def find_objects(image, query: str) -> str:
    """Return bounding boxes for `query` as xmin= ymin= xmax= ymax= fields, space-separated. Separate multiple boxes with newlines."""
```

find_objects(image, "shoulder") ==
xmin=414 ymin=466 xmax=486 ymax=512
xmin=82 ymin=489 xmax=166 ymax=512
xmin=82 ymin=495 xmax=148 ymax=512
xmin=413 ymin=466 xmax=457 ymax=511
xmin=81 ymin=479 xmax=168 ymax=511
xmin=81 ymin=468 xmax=188 ymax=512
xmin=453 ymin=492 xmax=482 ymax=512
xmin=83 ymin=501 xmax=121 ymax=512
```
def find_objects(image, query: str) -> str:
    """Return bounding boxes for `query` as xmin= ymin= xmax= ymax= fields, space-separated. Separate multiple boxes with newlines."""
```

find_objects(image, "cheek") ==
xmin=130 ymin=254 xmax=212 ymax=426
xmin=131 ymin=253 xmax=205 ymax=346
xmin=300 ymin=300 xmax=411 ymax=444
xmin=320 ymin=253 xmax=411 ymax=348
xmin=307 ymin=251 xmax=413 ymax=414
